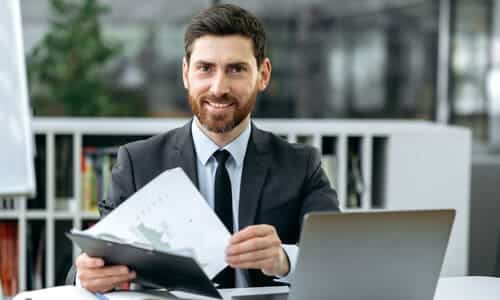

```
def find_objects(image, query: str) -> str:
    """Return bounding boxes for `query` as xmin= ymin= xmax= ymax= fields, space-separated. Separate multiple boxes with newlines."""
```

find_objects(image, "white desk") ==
xmin=14 ymin=276 xmax=500 ymax=300
xmin=218 ymin=278 xmax=500 ymax=300
xmin=433 ymin=277 xmax=500 ymax=300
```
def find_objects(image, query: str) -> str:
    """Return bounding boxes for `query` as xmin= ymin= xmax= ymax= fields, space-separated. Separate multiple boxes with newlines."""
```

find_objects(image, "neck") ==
xmin=195 ymin=116 xmax=250 ymax=147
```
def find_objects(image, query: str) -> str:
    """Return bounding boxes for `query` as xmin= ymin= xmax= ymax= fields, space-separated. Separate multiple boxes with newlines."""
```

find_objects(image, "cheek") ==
xmin=233 ymin=81 xmax=257 ymax=98
xmin=188 ymin=79 xmax=210 ymax=97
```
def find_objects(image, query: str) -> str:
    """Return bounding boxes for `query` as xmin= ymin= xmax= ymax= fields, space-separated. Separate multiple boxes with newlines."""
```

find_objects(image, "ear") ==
xmin=182 ymin=57 xmax=189 ymax=89
xmin=257 ymin=58 xmax=272 ymax=91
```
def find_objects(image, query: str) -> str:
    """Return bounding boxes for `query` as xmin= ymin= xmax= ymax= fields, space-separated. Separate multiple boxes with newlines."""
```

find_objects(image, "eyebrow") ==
xmin=193 ymin=60 xmax=213 ymax=66
xmin=227 ymin=62 xmax=249 ymax=68
xmin=193 ymin=60 xmax=250 ymax=68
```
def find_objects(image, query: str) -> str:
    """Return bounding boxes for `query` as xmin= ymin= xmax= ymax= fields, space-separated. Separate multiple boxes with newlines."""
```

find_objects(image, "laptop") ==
xmin=233 ymin=209 xmax=455 ymax=300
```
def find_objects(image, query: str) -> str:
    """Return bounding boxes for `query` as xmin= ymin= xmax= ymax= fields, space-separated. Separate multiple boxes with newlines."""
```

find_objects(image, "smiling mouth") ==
xmin=205 ymin=101 xmax=234 ymax=109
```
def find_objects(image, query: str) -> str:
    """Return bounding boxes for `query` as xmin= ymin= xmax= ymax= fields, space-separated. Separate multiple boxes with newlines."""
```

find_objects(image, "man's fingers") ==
xmin=227 ymin=257 xmax=275 ymax=270
xmin=226 ymin=224 xmax=289 ymax=276
xmin=226 ymin=247 xmax=279 ymax=266
xmin=78 ymin=265 xmax=132 ymax=281
xmin=76 ymin=253 xmax=104 ymax=269
xmin=227 ymin=236 xmax=280 ymax=256
xmin=230 ymin=225 xmax=275 ymax=244
xmin=81 ymin=272 xmax=135 ymax=293
xmin=76 ymin=252 xmax=136 ymax=294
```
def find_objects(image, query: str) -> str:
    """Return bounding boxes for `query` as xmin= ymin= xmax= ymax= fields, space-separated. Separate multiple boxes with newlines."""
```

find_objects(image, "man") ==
xmin=73 ymin=4 xmax=338 ymax=293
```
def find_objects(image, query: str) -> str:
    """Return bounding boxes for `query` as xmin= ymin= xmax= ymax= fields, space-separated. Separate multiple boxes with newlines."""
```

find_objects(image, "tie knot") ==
xmin=213 ymin=149 xmax=230 ymax=165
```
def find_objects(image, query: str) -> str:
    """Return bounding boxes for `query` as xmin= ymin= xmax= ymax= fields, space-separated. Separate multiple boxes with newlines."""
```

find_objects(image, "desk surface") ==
xmin=14 ymin=276 xmax=500 ymax=300
xmin=433 ymin=277 xmax=500 ymax=300
xmin=177 ymin=277 xmax=500 ymax=300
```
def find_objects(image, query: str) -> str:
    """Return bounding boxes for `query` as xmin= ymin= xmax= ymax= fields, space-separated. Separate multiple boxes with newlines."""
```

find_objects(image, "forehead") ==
xmin=189 ymin=35 xmax=256 ymax=66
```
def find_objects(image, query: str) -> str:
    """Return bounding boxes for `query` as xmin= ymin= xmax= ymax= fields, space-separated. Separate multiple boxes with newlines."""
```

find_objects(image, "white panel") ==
xmin=0 ymin=0 xmax=36 ymax=197
xmin=385 ymin=130 xmax=471 ymax=276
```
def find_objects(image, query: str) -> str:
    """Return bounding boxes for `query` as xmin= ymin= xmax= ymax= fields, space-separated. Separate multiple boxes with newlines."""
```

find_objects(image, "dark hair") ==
xmin=184 ymin=4 xmax=267 ymax=66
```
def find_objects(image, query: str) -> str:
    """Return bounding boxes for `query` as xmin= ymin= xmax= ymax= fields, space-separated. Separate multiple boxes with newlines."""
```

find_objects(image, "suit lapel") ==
xmin=172 ymin=120 xmax=199 ymax=188
xmin=238 ymin=124 xmax=272 ymax=230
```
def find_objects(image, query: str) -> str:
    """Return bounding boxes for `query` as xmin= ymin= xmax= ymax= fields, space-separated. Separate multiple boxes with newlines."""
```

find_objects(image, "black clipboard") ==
xmin=66 ymin=232 xmax=222 ymax=299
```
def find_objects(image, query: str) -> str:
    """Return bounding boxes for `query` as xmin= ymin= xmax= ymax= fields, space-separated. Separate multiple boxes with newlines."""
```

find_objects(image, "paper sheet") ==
xmin=77 ymin=167 xmax=230 ymax=279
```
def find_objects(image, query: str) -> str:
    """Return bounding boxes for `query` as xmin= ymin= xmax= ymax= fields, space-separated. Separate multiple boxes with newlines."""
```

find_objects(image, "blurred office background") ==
xmin=1 ymin=0 xmax=499 ymax=296
xmin=18 ymin=0 xmax=500 ymax=148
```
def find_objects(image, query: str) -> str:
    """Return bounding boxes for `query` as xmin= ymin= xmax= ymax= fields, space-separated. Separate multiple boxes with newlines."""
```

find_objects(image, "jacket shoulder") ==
xmin=260 ymin=129 xmax=318 ymax=161
xmin=122 ymin=125 xmax=186 ymax=158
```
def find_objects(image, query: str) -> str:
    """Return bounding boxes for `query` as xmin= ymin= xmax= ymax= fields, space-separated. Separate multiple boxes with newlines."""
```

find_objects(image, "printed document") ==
xmin=72 ymin=167 xmax=230 ymax=279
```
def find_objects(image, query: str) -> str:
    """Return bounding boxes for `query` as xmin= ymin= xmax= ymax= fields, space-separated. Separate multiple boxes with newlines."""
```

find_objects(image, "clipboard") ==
xmin=67 ymin=231 xmax=222 ymax=299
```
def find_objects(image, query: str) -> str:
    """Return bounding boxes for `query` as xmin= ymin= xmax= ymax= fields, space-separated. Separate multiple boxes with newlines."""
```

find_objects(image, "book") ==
xmin=82 ymin=147 xmax=98 ymax=212
xmin=67 ymin=167 xmax=231 ymax=299
xmin=81 ymin=147 xmax=118 ymax=213
xmin=0 ymin=272 xmax=3 ymax=299
xmin=0 ymin=222 xmax=19 ymax=297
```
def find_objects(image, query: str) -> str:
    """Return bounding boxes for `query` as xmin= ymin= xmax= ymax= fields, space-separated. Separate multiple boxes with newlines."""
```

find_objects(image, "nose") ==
xmin=209 ymin=71 xmax=230 ymax=98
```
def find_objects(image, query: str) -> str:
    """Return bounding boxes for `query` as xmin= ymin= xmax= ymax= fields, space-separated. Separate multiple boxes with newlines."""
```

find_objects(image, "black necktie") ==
xmin=212 ymin=150 xmax=235 ymax=288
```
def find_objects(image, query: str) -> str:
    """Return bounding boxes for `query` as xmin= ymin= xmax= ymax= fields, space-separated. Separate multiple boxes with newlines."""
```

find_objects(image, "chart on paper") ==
xmin=83 ymin=167 xmax=230 ymax=278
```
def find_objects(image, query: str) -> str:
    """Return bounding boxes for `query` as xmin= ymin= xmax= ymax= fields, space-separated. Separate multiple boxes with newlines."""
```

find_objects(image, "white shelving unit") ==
xmin=0 ymin=117 xmax=471 ymax=293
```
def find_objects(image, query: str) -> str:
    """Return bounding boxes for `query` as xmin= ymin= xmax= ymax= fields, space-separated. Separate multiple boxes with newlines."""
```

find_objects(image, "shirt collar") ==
xmin=191 ymin=118 xmax=251 ymax=167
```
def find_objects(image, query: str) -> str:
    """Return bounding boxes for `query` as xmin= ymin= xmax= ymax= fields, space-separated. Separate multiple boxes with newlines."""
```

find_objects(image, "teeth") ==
xmin=208 ymin=102 xmax=231 ymax=108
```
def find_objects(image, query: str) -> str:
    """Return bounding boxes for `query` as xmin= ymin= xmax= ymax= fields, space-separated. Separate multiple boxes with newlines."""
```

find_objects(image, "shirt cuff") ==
xmin=75 ymin=271 xmax=82 ymax=287
xmin=275 ymin=244 xmax=298 ymax=283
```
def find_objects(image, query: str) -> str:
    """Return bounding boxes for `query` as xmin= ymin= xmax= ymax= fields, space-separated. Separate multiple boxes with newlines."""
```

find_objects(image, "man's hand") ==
xmin=225 ymin=225 xmax=290 ymax=277
xmin=76 ymin=253 xmax=136 ymax=293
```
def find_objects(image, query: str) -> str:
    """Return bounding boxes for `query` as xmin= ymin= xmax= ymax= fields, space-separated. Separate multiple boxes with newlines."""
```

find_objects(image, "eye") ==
xmin=229 ymin=65 xmax=245 ymax=73
xmin=197 ymin=64 xmax=211 ymax=72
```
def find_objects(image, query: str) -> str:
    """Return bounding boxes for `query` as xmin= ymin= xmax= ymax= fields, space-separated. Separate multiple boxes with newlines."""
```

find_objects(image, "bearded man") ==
xmin=73 ymin=4 xmax=339 ymax=292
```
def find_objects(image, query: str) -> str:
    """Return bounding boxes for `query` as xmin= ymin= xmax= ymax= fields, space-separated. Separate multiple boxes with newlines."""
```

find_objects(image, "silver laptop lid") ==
xmin=289 ymin=209 xmax=455 ymax=300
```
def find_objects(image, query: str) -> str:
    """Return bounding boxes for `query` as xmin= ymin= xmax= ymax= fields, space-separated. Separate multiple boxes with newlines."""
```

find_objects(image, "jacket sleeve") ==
xmin=99 ymin=146 xmax=137 ymax=218
xmin=299 ymin=147 xmax=340 ymax=230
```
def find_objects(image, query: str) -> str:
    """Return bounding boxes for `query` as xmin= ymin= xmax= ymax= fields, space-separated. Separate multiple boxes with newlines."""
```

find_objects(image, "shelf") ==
xmin=53 ymin=213 xmax=76 ymax=220
xmin=0 ymin=212 xmax=19 ymax=219
xmin=81 ymin=212 xmax=100 ymax=220
xmin=0 ymin=118 xmax=472 ymax=293
xmin=25 ymin=211 xmax=48 ymax=219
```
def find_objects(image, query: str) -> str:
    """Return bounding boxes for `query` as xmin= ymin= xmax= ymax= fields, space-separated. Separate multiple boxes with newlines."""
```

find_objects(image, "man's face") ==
xmin=183 ymin=35 xmax=271 ymax=133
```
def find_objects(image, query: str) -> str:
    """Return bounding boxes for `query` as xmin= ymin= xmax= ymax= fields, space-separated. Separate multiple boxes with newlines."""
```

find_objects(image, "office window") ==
xmin=449 ymin=0 xmax=493 ymax=143
xmin=25 ymin=0 xmax=491 ymax=124
xmin=224 ymin=0 xmax=440 ymax=119
xmin=21 ymin=0 xmax=211 ymax=117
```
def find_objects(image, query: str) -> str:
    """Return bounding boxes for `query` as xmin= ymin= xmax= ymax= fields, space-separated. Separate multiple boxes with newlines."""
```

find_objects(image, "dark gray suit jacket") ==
xmin=67 ymin=120 xmax=339 ymax=287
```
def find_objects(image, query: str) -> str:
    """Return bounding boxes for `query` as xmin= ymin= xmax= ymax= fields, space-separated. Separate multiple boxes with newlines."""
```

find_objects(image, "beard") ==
xmin=188 ymin=89 xmax=257 ymax=133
